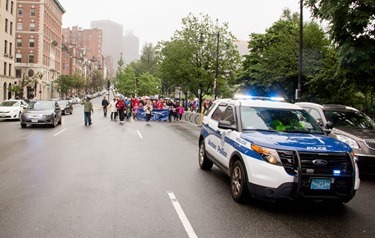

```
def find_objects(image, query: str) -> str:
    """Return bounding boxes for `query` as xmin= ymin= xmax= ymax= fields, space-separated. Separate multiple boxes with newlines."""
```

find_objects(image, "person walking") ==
xmin=177 ymin=103 xmax=184 ymax=122
xmin=116 ymin=96 xmax=126 ymax=124
xmin=81 ymin=97 xmax=94 ymax=126
xmin=143 ymin=98 xmax=153 ymax=125
xmin=108 ymin=98 xmax=118 ymax=120
xmin=101 ymin=96 xmax=109 ymax=117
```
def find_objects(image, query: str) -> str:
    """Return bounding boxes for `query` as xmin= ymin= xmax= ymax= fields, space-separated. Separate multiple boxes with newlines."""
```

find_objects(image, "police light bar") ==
xmin=233 ymin=94 xmax=285 ymax=102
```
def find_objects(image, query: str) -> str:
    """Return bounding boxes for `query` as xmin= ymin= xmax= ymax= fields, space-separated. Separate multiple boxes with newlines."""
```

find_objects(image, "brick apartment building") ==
xmin=0 ymin=0 xmax=16 ymax=101
xmin=14 ymin=0 xmax=65 ymax=100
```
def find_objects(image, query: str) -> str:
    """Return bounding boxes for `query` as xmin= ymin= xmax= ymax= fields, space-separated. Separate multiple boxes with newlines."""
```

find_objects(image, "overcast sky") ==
xmin=59 ymin=0 xmax=310 ymax=46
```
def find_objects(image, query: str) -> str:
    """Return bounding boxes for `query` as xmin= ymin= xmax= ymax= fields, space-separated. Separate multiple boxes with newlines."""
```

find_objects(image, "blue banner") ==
xmin=136 ymin=108 xmax=170 ymax=121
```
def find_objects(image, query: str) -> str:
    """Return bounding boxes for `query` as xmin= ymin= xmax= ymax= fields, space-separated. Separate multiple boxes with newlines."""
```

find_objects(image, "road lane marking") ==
xmin=167 ymin=191 xmax=198 ymax=238
xmin=53 ymin=128 xmax=67 ymax=137
xmin=137 ymin=130 xmax=143 ymax=139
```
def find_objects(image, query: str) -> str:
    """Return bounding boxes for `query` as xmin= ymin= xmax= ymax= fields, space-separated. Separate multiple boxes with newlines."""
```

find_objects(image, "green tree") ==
xmin=305 ymin=0 xmax=375 ymax=113
xmin=137 ymin=72 xmax=161 ymax=97
xmin=240 ymin=10 xmax=331 ymax=101
xmin=115 ymin=66 xmax=137 ymax=97
xmin=157 ymin=13 xmax=241 ymax=99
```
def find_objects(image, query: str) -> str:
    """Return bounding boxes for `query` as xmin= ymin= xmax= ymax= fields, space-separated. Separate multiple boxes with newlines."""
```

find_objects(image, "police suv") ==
xmin=198 ymin=96 xmax=360 ymax=203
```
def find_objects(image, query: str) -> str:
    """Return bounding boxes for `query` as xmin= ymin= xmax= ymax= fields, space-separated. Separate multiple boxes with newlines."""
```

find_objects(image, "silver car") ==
xmin=296 ymin=102 xmax=375 ymax=175
xmin=20 ymin=100 xmax=62 ymax=128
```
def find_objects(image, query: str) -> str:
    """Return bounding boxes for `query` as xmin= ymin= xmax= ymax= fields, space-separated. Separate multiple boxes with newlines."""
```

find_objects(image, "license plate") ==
xmin=31 ymin=119 xmax=38 ymax=123
xmin=310 ymin=178 xmax=331 ymax=190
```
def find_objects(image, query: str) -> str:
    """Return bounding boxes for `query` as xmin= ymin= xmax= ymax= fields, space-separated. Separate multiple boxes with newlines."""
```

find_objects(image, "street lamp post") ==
xmin=214 ymin=32 xmax=219 ymax=100
xmin=296 ymin=0 xmax=303 ymax=101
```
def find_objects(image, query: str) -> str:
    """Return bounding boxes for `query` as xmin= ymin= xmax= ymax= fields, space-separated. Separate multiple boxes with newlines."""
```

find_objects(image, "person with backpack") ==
xmin=116 ymin=96 xmax=126 ymax=124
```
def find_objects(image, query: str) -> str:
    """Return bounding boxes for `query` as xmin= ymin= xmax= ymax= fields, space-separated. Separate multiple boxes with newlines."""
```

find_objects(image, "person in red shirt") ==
xmin=131 ymin=97 xmax=140 ymax=120
xmin=157 ymin=99 xmax=164 ymax=110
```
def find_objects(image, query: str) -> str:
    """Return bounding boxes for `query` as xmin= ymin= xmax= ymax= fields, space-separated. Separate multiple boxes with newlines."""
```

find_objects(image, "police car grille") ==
xmin=277 ymin=151 xmax=354 ymax=176
xmin=364 ymin=139 xmax=375 ymax=150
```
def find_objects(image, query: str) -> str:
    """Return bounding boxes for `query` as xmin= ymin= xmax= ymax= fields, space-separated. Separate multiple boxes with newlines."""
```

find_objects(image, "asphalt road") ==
xmin=0 ymin=98 xmax=374 ymax=238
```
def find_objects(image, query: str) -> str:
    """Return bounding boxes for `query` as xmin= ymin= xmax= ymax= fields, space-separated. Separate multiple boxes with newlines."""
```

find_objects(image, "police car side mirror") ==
xmin=324 ymin=121 xmax=334 ymax=135
xmin=218 ymin=120 xmax=236 ymax=130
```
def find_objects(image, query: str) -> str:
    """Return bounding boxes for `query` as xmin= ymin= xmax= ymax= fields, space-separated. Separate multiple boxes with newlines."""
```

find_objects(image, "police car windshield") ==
xmin=240 ymin=107 xmax=324 ymax=134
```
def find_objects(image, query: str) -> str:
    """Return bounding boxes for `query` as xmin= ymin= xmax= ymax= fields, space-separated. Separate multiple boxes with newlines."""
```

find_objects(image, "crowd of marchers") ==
xmin=100 ymin=95 xmax=213 ymax=124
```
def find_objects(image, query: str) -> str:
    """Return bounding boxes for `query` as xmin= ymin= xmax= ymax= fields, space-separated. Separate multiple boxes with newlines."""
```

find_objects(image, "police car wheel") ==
xmin=199 ymin=140 xmax=213 ymax=170
xmin=230 ymin=160 xmax=249 ymax=203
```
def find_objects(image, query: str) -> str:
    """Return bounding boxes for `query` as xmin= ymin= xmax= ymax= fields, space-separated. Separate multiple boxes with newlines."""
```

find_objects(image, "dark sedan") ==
xmin=20 ymin=101 xmax=62 ymax=128
xmin=57 ymin=100 xmax=73 ymax=115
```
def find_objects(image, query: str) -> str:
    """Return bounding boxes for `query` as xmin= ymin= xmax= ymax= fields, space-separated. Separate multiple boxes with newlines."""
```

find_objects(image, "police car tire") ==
xmin=230 ymin=160 xmax=249 ymax=203
xmin=199 ymin=140 xmax=213 ymax=170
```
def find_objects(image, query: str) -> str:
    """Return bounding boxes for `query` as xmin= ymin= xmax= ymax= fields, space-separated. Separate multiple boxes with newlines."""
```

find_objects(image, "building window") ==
xmin=16 ymin=38 xmax=22 ymax=47
xmin=5 ymin=19 xmax=8 ymax=33
xmin=30 ymin=9 xmax=36 ymax=17
xmin=16 ymin=53 xmax=22 ymax=63
xmin=3 ymin=63 xmax=6 ymax=76
xmin=17 ymin=22 xmax=23 ymax=31
xmin=30 ymin=23 xmax=36 ymax=32
xmin=8 ymin=64 xmax=12 ymax=76
xmin=4 ymin=40 xmax=8 ymax=55
xmin=28 ymin=54 xmax=35 ymax=63
xmin=10 ymin=1 xmax=14 ymax=15
xmin=6 ymin=0 xmax=9 ymax=11
xmin=16 ymin=69 xmax=21 ymax=78
xmin=29 ymin=38 xmax=35 ymax=48
xmin=10 ymin=22 xmax=13 ymax=35
xmin=18 ymin=8 xmax=23 ymax=16
xmin=9 ymin=42 xmax=12 ymax=56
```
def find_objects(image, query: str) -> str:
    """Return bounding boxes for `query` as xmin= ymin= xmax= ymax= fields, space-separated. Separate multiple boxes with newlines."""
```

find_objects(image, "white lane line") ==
xmin=167 ymin=191 xmax=198 ymax=238
xmin=53 ymin=128 xmax=67 ymax=137
xmin=137 ymin=130 xmax=143 ymax=139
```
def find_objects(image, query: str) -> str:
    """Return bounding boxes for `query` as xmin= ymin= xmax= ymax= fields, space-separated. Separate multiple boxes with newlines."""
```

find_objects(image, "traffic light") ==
xmin=107 ymin=80 xmax=110 ymax=90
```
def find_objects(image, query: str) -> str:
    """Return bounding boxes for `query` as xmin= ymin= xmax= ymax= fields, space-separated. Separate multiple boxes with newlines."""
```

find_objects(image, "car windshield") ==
xmin=27 ymin=101 xmax=54 ymax=110
xmin=0 ymin=101 xmax=19 ymax=107
xmin=323 ymin=110 xmax=375 ymax=129
xmin=240 ymin=107 xmax=323 ymax=134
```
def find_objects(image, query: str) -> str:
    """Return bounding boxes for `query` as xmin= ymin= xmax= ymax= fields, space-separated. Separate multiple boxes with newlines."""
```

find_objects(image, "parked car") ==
xmin=296 ymin=102 xmax=375 ymax=175
xmin=0 ymin=99 xmax=28 ymax=120
xmin=20 ymin=100 xmax=62 ymax=128
xmin=199 ymin=97 xmax=359 ymax=204
xmin=57 ymin=100 xmax=73 ymax=115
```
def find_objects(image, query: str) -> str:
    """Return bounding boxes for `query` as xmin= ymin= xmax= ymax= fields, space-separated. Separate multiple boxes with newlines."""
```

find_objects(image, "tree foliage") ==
xmin=305 ymin=0 xmax=375 ymax=112
xmin=157 ymin=13 xmax=241 ymax=99
xmin=240 ymin=10 xmax=332 ymax=101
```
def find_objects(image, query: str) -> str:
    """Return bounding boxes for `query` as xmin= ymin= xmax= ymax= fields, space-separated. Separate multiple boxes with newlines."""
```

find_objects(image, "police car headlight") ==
xmin=336 ymin=135 xmax=359 ymax=149
xmin=251 ymin=144 xmax=282 ymax=166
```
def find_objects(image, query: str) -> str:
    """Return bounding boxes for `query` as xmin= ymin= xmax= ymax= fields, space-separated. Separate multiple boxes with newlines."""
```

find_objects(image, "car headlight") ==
xmin=336 ymin=135 xmax=359 ymax=149
xmin=251 ymin=144 xmax=282 ymax=166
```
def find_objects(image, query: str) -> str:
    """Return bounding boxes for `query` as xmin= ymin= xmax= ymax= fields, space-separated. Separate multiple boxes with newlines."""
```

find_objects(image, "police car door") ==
xmin=217 ymin=105 xmax=237 ymax=167
xmin=205 ymin=103 xmax=226 ymax=159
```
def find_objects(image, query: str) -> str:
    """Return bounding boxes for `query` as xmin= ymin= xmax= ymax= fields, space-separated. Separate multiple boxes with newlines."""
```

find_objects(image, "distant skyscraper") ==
xmin=123 ymin=30 xmax=140 ymax=64
xmin=234 ymin=40 xmax=249 ymax=56
xmin=90 ymin=20 xmax=123 ymax=66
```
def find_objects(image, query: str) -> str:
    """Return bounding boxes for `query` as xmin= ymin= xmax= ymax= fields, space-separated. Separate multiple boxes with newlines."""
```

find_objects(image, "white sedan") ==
xmin=0 ymin=100 xmax=28 ymax=120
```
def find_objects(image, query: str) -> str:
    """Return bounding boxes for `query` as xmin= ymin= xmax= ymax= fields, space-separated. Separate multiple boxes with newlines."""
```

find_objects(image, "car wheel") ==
xmin=20 ymin=123 xmax=26 ymax=128
xmin=230 ymin=160 xmax=249 ymax=203
xmin=199 ymin=140 xmax=213 ymax=170
xmin=51 ymin=117 xmax=56 ymax=128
